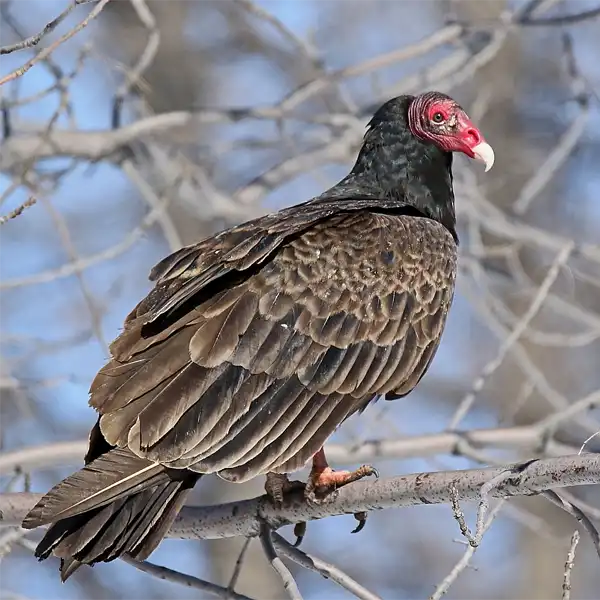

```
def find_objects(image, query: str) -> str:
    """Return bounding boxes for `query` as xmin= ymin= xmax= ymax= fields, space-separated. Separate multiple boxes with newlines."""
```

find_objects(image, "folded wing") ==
xmin=90 ymin=211 xmax=457 ymax=483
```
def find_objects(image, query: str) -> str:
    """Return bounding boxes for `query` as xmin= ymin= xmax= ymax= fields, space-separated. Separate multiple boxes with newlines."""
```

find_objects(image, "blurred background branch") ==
xmin=1 ymin=0 xmax=600 ymax=598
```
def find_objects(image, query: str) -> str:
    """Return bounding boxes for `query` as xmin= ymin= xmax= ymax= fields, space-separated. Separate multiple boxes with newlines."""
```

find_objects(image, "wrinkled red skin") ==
xmin=408 ymin=92 xmax=486 ymax=159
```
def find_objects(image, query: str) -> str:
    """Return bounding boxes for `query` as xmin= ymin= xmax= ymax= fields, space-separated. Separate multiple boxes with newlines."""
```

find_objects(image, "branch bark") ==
xmin=2 ymin=455 xmax=599 ymax=536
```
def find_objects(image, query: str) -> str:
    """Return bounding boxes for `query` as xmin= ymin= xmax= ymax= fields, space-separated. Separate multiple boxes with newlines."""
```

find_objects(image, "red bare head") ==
xmin=408 ymin=91 xmax=494 ymax=172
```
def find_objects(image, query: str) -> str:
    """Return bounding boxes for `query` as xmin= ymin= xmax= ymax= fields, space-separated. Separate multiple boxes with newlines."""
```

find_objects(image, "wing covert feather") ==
xmin=89 ymin=211 xmax=456 ymax=481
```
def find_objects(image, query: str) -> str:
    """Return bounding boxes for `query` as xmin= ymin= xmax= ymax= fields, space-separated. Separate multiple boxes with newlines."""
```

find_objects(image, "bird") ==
xmin=22 ymin=91 xmax=494 ymax=580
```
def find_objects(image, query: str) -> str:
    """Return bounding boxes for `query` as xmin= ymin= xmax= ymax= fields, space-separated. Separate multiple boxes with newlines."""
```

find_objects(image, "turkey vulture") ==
xmin=22 ymin=91 xmax=494 ymax=579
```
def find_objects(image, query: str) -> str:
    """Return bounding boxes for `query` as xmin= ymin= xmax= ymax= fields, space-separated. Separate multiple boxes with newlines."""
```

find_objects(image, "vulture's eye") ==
xmin=431 ymin=112 xmax=446 ymax=124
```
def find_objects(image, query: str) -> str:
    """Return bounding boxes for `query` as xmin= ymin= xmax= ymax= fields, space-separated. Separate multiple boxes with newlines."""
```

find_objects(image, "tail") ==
xmin=22 ymin=448 xmax=200 ymax=581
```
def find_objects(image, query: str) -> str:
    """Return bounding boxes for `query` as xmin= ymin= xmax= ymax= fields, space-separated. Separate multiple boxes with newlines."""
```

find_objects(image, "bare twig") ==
xmin=121 ymin=556 xmax=256 ymax=600
xmin=512 ymin=33 xmax=589 ymax=215
xmin=0 ymin=0 xmax=111 ymax=87
xmin=0 ymin=190 xmax=174 ymax=289
xmin=562 ymin=530 xmax=581 ymax=600
xmin=448 ymin=242 xmax=575 ymax=430
xmin=233 ymin=0 xmax=320 ymax=64
xmin=272 ymin=533 xmax=382 ymax=600
xmin=430 ymin=501 xmax=504 ymax=599
xmin=542 ymin=490 xmax=600 ymax=560
xmin=449 ymin=469 xmax=516 ymax=555
xmin=0 ymin=0 xmax=92 ymax=56
xmin=259 ymin=523 xmax=303 ymax=600
xmin=227 ymin=538 xmax=252 ymax=593
xmin=0 ymin=197 xmax=36 ymax=225
xmin=519 ymin=6 xmax=600 ymax=26
xmin=2 ymin=0 xmax=600 ymax=596
xmin=111 ymin=0 xmax=160 ymax=128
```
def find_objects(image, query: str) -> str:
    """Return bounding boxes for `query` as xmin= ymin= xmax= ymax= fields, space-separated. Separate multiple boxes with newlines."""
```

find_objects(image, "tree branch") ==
xmin=0 ymin=107 xmax=350 ymax=173
xmin=0 ymin=425 xmax=580 ymax=476
xmin=259 ymin=523 xmax=303 ymax=600
xmin=0 ymin=0 xmax=112 ymax=87
xmin=271 ymin=532 xmax=382 ymax=600
xmin=519 ymin=6 xmax=600 ymax=27
xmin=0 ymin=196 xmax=37 ymax=225
xmin=2 ymin=455 xmax=599 ymax=535
xmin=121 ymin=556 xmax=257 ymax=600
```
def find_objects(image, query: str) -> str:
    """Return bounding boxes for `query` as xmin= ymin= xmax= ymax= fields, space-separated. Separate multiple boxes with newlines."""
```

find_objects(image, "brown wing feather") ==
xmin=134 ymin=195 xmax=418 ymax=325
xmin=89 ymin=211 xmax=456 ymax=482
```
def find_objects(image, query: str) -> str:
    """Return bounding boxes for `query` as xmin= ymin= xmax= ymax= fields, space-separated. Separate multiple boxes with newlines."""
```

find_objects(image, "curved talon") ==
xmin=351 ymin=511 xmax=368 ymax=534
xmin=293 ymin=522 xmax=306 ymax=546
xmin=354 ymin=465 xmax=379 ymax=480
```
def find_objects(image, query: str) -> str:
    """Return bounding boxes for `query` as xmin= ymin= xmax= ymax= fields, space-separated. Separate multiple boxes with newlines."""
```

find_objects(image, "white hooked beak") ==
xmin=472 ymin=142 xmax=495 ymax=172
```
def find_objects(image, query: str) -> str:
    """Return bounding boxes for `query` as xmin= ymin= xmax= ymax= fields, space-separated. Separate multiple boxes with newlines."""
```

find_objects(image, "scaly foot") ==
xmin=265 ymin=472 xmax=307 ymax=546
xmin=304 ymin=464 xmax=379 ymax=504
xmin=264 ymin=452 xmax=378 ymax=546
xmin=264 ymin=472 xmax=304 ymax=507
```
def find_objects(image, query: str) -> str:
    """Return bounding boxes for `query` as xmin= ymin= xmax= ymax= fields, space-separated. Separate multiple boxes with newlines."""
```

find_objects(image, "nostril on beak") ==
xmin=466 ymin=128 xmax=481 ymax=145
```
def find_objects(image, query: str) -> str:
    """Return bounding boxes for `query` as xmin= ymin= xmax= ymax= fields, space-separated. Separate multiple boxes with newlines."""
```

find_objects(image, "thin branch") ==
xmin=121 ymin=556 xmax=256 ymax=600
xmin=449 ymin=469 xmax=515 ymax=554
xmin=272 ymin=533 xmax=382 ymax=600
xmin=542 ymin=490 xmax=600 ymax=560
xmin=511 ymin=100 xmax=588 ymax=215
xmin=538 ymin=390 xmax=600 ymax=436
xmin=520 ymin=6 xmax=600 ymax=26
xmin=0 ymin=0 xmax=93 ymax=56
xmin=512 ymin=32 xmax=589 ymax=215
xmin=562 ymin=530 xmax=581 ymax=600
xmin=448 ymin=242 xmax=575 ymax=430
xmin=36 ymin=192 xmax=109 ymax=354
xmin=227 ymin=538 xmax=252 ymax=593
xmin=0 ymin=189 xmax=175 ymax=290
xmin=278 ymin=24 xmax=463 ymax=113
xmin=121 ymin=159 xmax=183 ymax=252
xmin=459 ymin=259 xmax=600 ymax=433
xmin=259 ymin=523 xmax=303 ymax=600
xmin=0 ymin=0 xmax=111 ymax=87
xmin=233 ymin=0 xmax=320 ymax=64
xmin=0 ymin=108 xmax=350 ymax=172
xmin=111 ymin=0 xmax=160 ymax=128
xmin=430 ymin=501 xmax=504 ymax=600
xmin=0 ymin=197 xmax=36 ymax=225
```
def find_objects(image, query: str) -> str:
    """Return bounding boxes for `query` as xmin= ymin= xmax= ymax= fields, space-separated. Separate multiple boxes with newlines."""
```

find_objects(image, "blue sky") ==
xmin=2 ymin=1 xmax=600 ymax=598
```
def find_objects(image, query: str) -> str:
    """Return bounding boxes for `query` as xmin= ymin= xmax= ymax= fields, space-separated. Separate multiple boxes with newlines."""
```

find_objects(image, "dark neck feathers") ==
xmin=327 ymin=96 xmax=457 ymax=237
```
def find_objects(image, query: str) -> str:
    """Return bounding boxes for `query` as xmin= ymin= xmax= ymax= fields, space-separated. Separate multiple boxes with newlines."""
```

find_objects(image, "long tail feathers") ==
xmin=22 ymin=448 xmax=199 ymax=581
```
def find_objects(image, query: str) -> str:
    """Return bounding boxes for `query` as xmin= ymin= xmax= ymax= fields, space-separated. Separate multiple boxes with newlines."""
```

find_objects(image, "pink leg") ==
xmin=305 ymin=448 xmax=378 ymax=501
